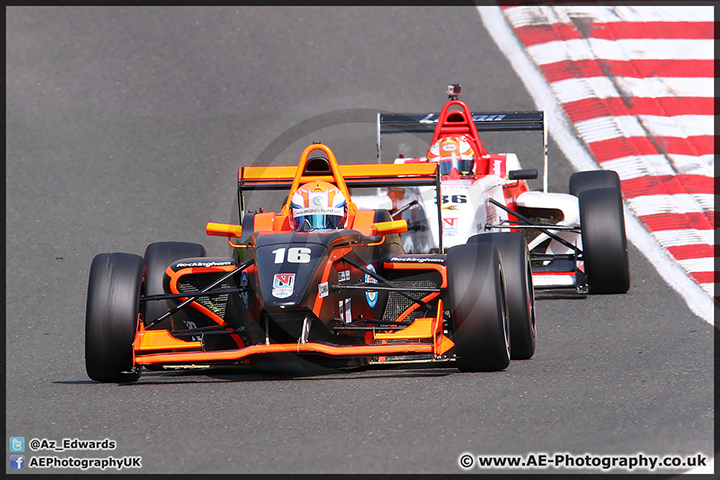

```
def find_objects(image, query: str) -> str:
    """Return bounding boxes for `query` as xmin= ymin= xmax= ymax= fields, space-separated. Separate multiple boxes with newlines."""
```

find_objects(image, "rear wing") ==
xmin=238 ymin=147 xmax=443 ymax=248
xmin=377 ymin=110 xmax=550 ymax=192
xmin=240 ymin=163 xmax=439 ymax=191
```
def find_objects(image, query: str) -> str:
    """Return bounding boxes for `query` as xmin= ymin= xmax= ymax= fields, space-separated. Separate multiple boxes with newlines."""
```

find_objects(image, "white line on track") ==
xmin=477 ymin=6 xmax=716 ymax=325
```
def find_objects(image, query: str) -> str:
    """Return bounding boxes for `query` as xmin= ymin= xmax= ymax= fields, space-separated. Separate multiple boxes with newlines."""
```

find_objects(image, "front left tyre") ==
xmin=447 ymin=242 xmax=510 ymax=372
xmin=468 ymin=232 xmax=536 ymax=360
xmin=85 ymin=253 xmax=145 ymax=383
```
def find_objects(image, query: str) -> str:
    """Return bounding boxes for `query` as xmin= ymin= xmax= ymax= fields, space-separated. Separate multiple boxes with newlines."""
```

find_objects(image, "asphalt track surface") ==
xmin=6 ymin=7 xmax=715 ymax=475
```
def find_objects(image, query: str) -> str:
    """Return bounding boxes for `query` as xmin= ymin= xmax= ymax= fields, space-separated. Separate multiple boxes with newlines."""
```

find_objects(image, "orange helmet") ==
xmin=289 ymin=181 xmax=348 ymax=231
xmin=426 ymin=134 xmax=475 ymax=175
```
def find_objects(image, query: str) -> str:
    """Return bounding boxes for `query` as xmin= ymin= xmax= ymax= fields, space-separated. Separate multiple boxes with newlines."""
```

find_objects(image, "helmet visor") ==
xmin=295 ymin=213 xmax=345 ymax=230
xmin=438 ymin=157 xmax=474 ymax=175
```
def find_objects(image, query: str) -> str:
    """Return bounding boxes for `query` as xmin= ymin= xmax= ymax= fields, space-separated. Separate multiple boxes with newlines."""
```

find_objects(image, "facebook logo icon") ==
xmin=9 ymin=437 xmax=24 ymax=452
xmin=10 ymin=455 xmax=25 ymax=470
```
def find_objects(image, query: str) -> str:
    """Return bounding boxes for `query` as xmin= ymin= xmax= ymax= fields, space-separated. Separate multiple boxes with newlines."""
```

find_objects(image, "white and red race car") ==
xmin=354 ymin=85 xmax=629 ymax=294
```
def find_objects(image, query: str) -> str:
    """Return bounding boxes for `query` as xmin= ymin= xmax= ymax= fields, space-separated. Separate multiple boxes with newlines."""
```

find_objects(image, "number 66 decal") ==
xmin=272 ymin=247 xmax=312 ymax=264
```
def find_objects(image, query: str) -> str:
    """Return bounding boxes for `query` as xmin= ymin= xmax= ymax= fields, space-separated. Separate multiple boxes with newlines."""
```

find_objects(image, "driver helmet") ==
xmin=426 ymin=134 xmax=475 ymax=175
xmin=289 ymin=180 xmax=348 ymax=231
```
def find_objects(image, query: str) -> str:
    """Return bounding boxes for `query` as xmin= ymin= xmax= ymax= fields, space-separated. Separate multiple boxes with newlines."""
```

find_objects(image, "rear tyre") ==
xmin=143 ymin=242 xmax=207 ymax=329
xmin=569 ymin=170 xmax=621 ymax=197
xmin=468 ymin=233 xmax=536 ymax=359
xmin=85 ymin=253 xmax=145 ymax=382
xmin=447 ymin=242 xmax=510 ymax=372
xmin=579 ymin=187 xmax=630 ymax=294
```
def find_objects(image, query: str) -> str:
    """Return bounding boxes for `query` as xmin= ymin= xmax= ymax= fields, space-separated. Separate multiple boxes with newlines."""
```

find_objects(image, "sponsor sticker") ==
xmin=345 ymin=298 xmax=352 ymax=322
xmin=175 ymin=260 xmax=233 ymax=269
xmin=365 ymin=264 xmax=378 ymax=308
xmin=240 ymin=271 xmax=249 ymax=308
xmin=293 ymin=206 xmax=344 ymax=217
xmin=272 ymin=273 xmax=295 ymax=298
xmin=338 ymin=298 xmax=352 ymax=323
xmin=385 ymin=255 xmax=446 ymax=264
xmin=318 ymin=281 xmax=329 ymax=299
xmin=444 ymin=217 xmax=459 ymax=236
xmin=493 ymin=159 xmax=503 ymax=177
xmin=419 ymin=113 xmax=507 ymax=124
xmin=338 ymin=270 xmax=351 ymax=282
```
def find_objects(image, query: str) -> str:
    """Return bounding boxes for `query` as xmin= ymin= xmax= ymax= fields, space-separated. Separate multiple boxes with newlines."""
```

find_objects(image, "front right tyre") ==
xmin=569 ymin=170 xmax=621 ymax=197
xmin=85 ymin=253 xmax=145 ymax=383
xmin=578 ymin=187 xmax=630 ymax=294
xmin=142 ymin=241 xmax=207 ymax=329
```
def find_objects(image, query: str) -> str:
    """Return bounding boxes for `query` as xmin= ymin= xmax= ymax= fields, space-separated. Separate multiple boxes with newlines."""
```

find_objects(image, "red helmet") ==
xmin=289 ymin=181 xmax=348 ymax=231
xmin=426 ymin=134 xmax=475 ymax=175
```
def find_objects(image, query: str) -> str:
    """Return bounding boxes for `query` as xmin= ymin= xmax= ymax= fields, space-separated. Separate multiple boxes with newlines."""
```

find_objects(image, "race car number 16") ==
xmin=272 ymin=247 xmax=311 ymax=264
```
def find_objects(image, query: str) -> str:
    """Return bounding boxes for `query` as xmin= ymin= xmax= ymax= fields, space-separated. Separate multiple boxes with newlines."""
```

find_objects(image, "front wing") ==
xmin=132 ymin=257 xmax=456 ymax=367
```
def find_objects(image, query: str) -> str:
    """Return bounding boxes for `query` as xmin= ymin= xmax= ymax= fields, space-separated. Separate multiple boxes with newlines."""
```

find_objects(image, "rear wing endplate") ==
xmin=377 ymin=110 xmax=549 ymax=191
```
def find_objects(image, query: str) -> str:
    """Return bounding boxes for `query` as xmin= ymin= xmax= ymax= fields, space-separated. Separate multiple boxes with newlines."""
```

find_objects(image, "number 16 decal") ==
xmin=272 ymin=247 xmax=312 ymax=264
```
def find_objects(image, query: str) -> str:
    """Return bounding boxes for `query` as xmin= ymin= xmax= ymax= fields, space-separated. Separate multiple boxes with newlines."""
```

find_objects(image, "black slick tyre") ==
xmin=468 ymin=232 xmax=536 ymax=359
xmin=579 ymin=187 xmax=630 ymax=294
xmin=569 ymin=170 xmax=621 ymax=197
xmin=85 ymin=253 xmax=145 ymax=383
xmin=142 ymin=242 xmax=207 ymax=329
xmin=446 ymin=242 xmax=510 ymax=372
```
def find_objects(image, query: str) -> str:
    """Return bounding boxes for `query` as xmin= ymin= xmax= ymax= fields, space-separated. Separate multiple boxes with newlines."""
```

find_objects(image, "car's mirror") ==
xmin=206 ymin=222 xmax=243 ymax=238
xmin=371 ymin=220 xmax=408 ymax=236
xmin=508 ymin=169 xmax=538 ymax=180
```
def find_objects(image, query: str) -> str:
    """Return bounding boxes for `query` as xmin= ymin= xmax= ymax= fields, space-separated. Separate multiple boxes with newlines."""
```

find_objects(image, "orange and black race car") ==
xmin=85 ymin=143 xmax=536 ymax=382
